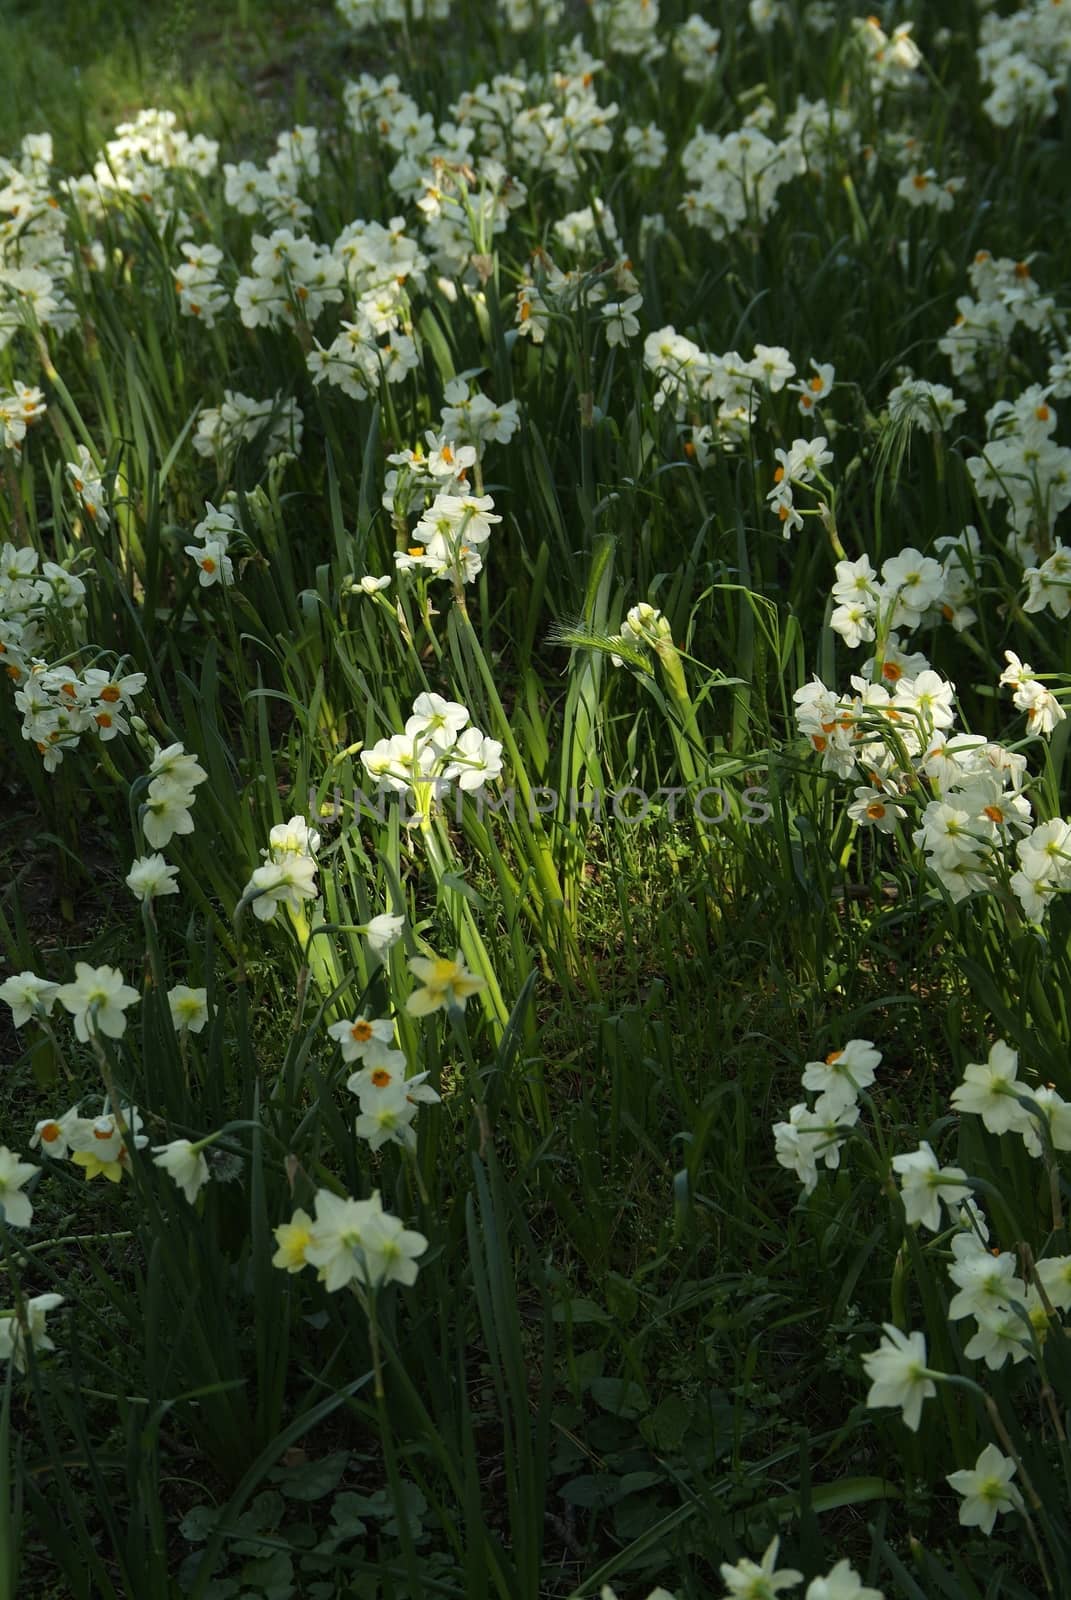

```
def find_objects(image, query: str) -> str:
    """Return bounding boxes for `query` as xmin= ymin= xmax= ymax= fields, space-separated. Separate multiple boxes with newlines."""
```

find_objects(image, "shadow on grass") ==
xmin=0 ymin=0 xmax=344 ymax=165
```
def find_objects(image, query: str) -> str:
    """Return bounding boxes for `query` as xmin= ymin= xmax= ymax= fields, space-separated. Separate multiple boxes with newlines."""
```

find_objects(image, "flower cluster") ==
xmin=273 ymin=1187 xmax=428 ymax=1291
xmin=601 ymin=1544 xmax=883 ymax=1600
xmin=0 ymin=380 xmax=46 ymax=454
xmin=71 ymin=108 xmax=218 ymax=229
xmin=827 ymin=536 xmax=979 ymax=650
xmin=774 ymin=1039 xmax=881 ymax=1195
xmin=5 ymin=598 xmax=147 ymax=774
xmin=308 ymin=216 xmax=425 ymax=399
xmin=951 ymin=1038 xmax=1071 ymax=1168
xmin=766 ymin=435 xmax=834 ymax=538
xmin=681 ymin=121 xmax=802 ymax=244
xmin=998 ymin=652 xmax=1065 ymax=739
xmin=611 ymin=602 xmax=673 ymax=669
xmin=721 ymin=1539 xmax=882 ymax=1600
xmin=140 ymin=741 xmax=208 ymax=850
xmin=966 ymin=385 xmax=1071 ymax=568
xmin=65 ymin=446 xmax=110 ymax=530
xmin=977 ymin=0 xmax=1071 ymax=127
xmin=793 ymin=641 xmax=1071 ymax=922
xmin=886 ymin=377 xmax=965 ymax=434
xmin=449 ymin=47 xmax=617 ymax=193
xmin=895 ymin=168 xmax=964 ymax=213
xmin=173 ymin=239 xmax=228 ymax=325
xmin=336 ymin=0 xmax=450 ymax=31
xmin=234 ymin=227 xmax=344 ymax=331
xmin=644 ymin=331 xmax=822 ymax=456
xmin=515 ymin=250 xmax=640 ymax=349
xmin=184 ymin=501 xmax=238 ymax=589
xmin=0 ymin=133 xmax=77 ymax=350
xmin=851 ymin=16 xmax=923 ymax=97
xmin=193 ymin=389 xmax=304 ymax=469
xmin=328 ymin=1011 xmax=440 ymax=1153
xmin=360 ymin=693 xmax=504 ymax=807
xmin=223 ymin=124 xmax=321 ymax=228
xmin=383 ymin=431 xmax=502 ymax=585
xmin=2 ymin=541 xmax=115 ymax=754
xmin=782 ymin=1025 xmax=1071 ymax=1431
xmin=243 ymin=814 xmax=320 ymax=924
xmin=938 ymin=251 xmax=1058 ymax=389
xmin=30 ymin=1103 xmax=148 ymax=1183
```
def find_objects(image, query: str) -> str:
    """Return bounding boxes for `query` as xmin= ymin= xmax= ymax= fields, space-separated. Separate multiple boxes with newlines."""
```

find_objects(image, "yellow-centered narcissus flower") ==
xmin=272 ymin=1209 xmax=314 ymax=1273
xmin=405 ymin=951 xmax=486 ymax=1016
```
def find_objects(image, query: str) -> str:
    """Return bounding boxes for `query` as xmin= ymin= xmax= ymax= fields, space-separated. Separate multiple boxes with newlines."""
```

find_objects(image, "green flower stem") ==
xmin=448 ymin=600 xmax=583 ymax=973
xmin=418 ymin=807 xmax=510 ymax=1035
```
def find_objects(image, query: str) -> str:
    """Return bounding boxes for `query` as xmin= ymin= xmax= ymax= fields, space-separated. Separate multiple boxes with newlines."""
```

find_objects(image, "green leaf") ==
xmin=181 ymin=1505 xmax=219 ymax=1545
xmin=587 ymin=1377 xmax=648 ymax=1419
xmin=271 ymin=1451 xmax=351 ymax=1502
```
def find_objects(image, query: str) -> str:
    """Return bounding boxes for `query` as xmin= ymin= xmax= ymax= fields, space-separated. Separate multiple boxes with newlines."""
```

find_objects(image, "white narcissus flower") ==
xmin=185 ymin=539 xmax=234 ymax=587
xmin=272 ymin=1208 xmax=314 ymax=1274
xmin=148 ymin=743 xmax=208 ymax=793
xmin=601 ymin=294 xmax=643 ymax=347
xmin=963 ymin=1302 xmax=1035 ymax=1371
xmin=406 ymin=952 xmax=486 ymax=1016
xmin=125 ymin=854 xmax=180 ymax=902
xmin=55 ymin=963 xmax=140 ymax=1042
xmin=142 ymin=787 xmax=197 ymax=850
xmin=846 ymin=786 xmax=905 ymax=832
xmin=348 ymin=1060 xmax=439 ymax=1111
xmin=268 ymin=814 xmax=320 ymax=860
xmin=0 ymin=1147 xmax=38 ymax=1229
xmin=861 ymin=1324 xmax=937 ymax=1432
xmin=946 ymin=1443 xmax=1023 ymax=1535
xmin=355 ymin=1207 xmax=428 ymax=1289
xmin=800 ymin=1039 xmax=881 ymax=1117
xmin=0 ymin=1293 xmax=64 ymax=1371
xmin=880 ymin=548 xmax=945 ymax=614
xmin=354 ymin=1083 xmax=420 ymax=1152
xmin=68 ymin=1108 xmax=148 ymax=1183
xmin=363 ymin=913 xmax=404 ymax=959
xmin=1019 ymin=1085 xmax=1071 ymax=1158
xmin=1036 ymin=1255 xmax=1071 ymax=1313
xmin=244 ymin=856 xmax=319 ymax=921
xmin=601 ymin=1591 xmax=677 ymax=1600
xmin=0 ymin=971 xmax=60 ymax=1027
xmin=748 ymin=344 xmax=796 ymax=392
xmin=405 ymin=691 xmax=470 ymax=751
xmin=1019 ymin=681 xmax=1065 ymax=737
xmin=805 ymin=1562 xmax=884 ymax=1600
xmin=773 ymin=1103 xmax=824 ymax=1196
xmin=999 ymin=651 xmax=1034 ymax=690
xmin=720 ymin=1535 xmax=803 ymax=1597
xmin=443 ymin=728 xmax=504 ymax=792
xmin=303 ymin=1189 xmax=385 ymax=1292
xmin=326 ymin=1014 xmax=395 ymax=1063
xmin=946 ymin=1249 xmax=1024 ymax=1323
xmin=890 ymin=1141 xmax=969 ymax=1231
xmin=152 ymin=1139 xmax=211 ymax=1204
xmin=29 ymin=1106 xmax=81 ymax=1160
xmin=950 ymin=1040 xmax=1034 ymax=1135
xmin=167 ymin=985 xmax=209 ymax=1034
xmin=601 ymin=1589 xmax=678 ymax=1600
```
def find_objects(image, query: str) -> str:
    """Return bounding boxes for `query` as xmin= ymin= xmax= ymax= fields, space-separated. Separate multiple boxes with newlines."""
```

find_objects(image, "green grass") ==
xmin=0 ymin=0 xmax=343 ymax=167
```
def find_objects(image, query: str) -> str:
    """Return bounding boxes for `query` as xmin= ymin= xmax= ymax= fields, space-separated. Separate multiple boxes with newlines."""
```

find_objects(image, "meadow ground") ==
xmin=1 ymin=1 xmax=1070 ymax=1597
